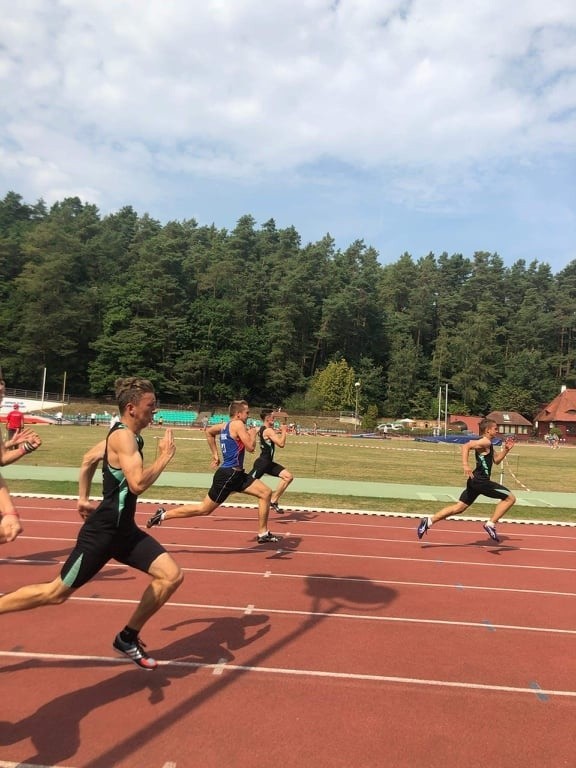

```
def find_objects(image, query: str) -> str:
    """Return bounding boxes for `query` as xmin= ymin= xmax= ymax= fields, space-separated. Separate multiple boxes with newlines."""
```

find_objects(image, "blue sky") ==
xmin=1 ymin=0 xmax=575 ymax=272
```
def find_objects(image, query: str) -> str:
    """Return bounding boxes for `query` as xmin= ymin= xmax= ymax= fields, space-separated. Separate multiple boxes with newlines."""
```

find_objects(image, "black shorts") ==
xmin=208 ymin=467 xmax=255 ymax=504
xmin=60 ymin=519 xmax=166 ymax=589
xmin=251 ymin=459 xmax=285 ymax=480
xmin=459 ymin=477 xmax=511 ymax=507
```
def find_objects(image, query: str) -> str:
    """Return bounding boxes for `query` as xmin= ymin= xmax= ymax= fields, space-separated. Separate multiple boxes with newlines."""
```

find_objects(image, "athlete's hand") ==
xmin=77 ymin=499 xmax=98 ymax=520
xmin=158 ymin=429 xmax=176 ymax=462
xmin=11 ymin=428 xmax=42 ymax=451
xmin=0 ymin=513 xmax=23 ymax=543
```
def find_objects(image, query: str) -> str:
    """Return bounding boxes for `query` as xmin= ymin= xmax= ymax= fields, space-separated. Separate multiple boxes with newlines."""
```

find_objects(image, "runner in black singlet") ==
xmin=249 ymin=409 xmax=294 ymax=514
xmin=0 ymin=377 xmax=182 ymax=669
xmin=417 ymin=418 xmax=516 ymax=543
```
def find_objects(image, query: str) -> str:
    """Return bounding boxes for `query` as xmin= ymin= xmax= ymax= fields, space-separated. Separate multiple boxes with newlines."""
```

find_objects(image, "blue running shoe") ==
xmin=483 ymin=523 xmax=500 ymax=543
xmin=417 ymin=518 xmax=429 ymax=539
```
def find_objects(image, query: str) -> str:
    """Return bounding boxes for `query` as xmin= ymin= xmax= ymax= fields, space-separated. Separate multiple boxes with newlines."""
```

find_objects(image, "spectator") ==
xmin=6 ymin=403 xmax=24 ymax=441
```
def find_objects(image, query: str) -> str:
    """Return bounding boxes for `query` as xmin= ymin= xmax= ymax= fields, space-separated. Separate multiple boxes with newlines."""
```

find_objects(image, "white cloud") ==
xmin=0 ymin=0 xmax=575 ymax=267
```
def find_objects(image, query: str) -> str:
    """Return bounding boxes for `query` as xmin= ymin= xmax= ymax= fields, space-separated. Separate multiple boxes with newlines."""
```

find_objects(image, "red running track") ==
xmin=1 ymin=497 xmax=576 ymax=768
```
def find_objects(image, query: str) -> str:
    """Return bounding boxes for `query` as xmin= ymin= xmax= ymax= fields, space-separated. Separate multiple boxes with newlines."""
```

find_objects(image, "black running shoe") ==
xmin=146 ymin=507 xmax=165 ymax=529
xmin=113 ymin=633 xmax=158 ymax=670
xmin=270 ymin=501 xmax=284 ymax=514
xmin=257 ymin=531 xmax=281 ymax=544
xmin=483 ymin=523 xmax=501 ymax=543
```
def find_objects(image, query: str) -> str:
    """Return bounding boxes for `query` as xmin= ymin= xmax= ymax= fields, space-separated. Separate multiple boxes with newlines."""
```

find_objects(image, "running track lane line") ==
xmin=2 ymin=593 xmax=574 ymax=636
xmin=7 ymin=557 xmax=576 ymax=598
xmin=0 ymin=649 xmax=573 ymax=700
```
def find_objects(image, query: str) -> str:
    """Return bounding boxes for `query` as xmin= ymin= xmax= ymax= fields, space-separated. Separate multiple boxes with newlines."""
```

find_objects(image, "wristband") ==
xmin=2 ymin=511 xmax=20 ymax=518
xmin=21 ymin=441 xmax=37 ymax=454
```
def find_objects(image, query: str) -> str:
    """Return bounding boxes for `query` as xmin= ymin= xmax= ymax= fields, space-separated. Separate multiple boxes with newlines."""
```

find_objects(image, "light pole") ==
xmin=354 ymin=381 xmax=361 ymax=432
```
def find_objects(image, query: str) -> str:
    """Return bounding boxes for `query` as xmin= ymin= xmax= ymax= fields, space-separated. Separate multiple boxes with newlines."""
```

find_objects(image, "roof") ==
xmin=534 ymin=388 xmax=576 ymax=423
xmin=486 ymin=411 xmax=533 ymax=426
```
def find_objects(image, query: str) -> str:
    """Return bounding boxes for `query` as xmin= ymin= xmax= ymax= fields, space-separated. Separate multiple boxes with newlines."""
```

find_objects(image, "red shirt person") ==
xmin=6 ymin=404 xmax=24 ymax=440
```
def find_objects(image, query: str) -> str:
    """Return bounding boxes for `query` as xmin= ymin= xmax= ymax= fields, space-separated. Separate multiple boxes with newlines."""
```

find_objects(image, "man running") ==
xmin=147 ymin=400 xmax=280 ymax=543
xmin=417 ymin=418 xmax=516 ymax=543
xmin=249 ymin=409 xmax=294 ymax=514
xmin=0 ymin=377 xmax=183 ymax=669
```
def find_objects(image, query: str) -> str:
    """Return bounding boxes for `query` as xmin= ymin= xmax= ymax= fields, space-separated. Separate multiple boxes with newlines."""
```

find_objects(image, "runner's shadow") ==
xmin=156 ymin=613 xmax=270 ymax=663
xmin=275 ymin=510 xmax=319 ymax=522
xmin=0 ymin=660 xmax=192 ymax=766
xmin=420 ymin=538 xmax=518 ymax=553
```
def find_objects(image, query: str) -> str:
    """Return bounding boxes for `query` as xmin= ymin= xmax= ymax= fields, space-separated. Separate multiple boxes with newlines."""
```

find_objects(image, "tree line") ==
xmin=1 ymin=191 xmax=574 ymax=420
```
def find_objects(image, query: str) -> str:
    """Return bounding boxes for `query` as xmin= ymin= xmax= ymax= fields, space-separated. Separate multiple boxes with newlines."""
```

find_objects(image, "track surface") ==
xmin=1 ymin=498 xmax=576 ymax=767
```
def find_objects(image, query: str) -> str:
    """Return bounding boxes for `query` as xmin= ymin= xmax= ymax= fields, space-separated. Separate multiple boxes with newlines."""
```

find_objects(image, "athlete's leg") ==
xmin=0 ymin=576 xmax=72 ymax=613
xmin=489 ymin=493 xmax=516 ymax=524
xmin=162 ymin=495 xmax=219 ymax=520
xmin=431 ymin=499 xmax=470 ymax=524
xmin=272 ymin=468 xmax=294 ymax=505
xmin=124 ymin=552 xmax=183 ymax=632
xmin=243 ymin=479 xmax=272 ymax=535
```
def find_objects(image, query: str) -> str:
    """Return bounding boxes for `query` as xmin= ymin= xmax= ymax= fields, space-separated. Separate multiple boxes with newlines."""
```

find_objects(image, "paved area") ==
xmin=3 ymin=464 xmax=576 ymax=509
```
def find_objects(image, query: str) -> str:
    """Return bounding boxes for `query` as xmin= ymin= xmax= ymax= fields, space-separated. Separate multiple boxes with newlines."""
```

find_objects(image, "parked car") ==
xmin=376 ymin=423 xmax=403 ymax=432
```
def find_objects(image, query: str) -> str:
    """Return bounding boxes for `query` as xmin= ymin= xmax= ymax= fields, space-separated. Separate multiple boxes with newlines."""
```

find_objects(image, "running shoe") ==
xmin=257 ymin=531 xmax=281 ymax=544
xmin=270 ymin=501 xmax=284 ymax=514
xmin=146 ymin=507 xmax=166 ymax=528
xmin=417 ymin=518 xmax=430 ymax=539
xmin=483 ymin=523 xmax=501 ymax=543
xmin=113 ymin=633 xmax=158 ymax=670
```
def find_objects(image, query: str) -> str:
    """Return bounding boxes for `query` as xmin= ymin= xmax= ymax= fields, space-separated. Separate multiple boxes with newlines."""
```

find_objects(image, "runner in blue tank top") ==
xmin=147 ymin=400 xmax=281 ymax=544
xmin=417 ymin=418 xmax=516 ymax=543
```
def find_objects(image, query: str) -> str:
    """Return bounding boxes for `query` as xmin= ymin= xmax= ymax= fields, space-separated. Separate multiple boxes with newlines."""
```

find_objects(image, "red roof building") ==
xmin=534 ymin=387 xmax=576 ymax=442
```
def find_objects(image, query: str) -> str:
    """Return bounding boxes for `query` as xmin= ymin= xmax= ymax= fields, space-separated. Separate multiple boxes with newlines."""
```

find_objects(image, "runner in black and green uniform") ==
xmin=0 ymin=377 xmax=183 ymax=670
xmin=417 ymin=418 xmax=516 ymax=543
xmin=249 ymin=409 xmax=294 ymax=514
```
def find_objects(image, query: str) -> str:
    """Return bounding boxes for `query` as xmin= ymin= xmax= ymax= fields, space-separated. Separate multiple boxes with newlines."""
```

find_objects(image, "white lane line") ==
xmin=2 ymin=593 xmax=572 ymax=636
xmin=4 ymin=559 xmax=576 ymax=600
xmin=1 ymin=650 xmax=575 ymax=700
xmin=0 ymin=762 xmax=78 ymax=768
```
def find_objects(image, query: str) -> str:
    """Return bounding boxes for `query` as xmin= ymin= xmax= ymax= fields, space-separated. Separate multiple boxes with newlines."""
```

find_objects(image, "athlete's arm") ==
xmin=264 ymin=424 xmax=288 ymax=448
xmin=493 ymin=437 xmax=515 ymax=465
xmin=232 ymin=421 xmax=258 ymax=452
xmin=109 ymin=427 xmax=176 ymax=496
xmin=206 ymin=424 xmax=223 ymax=467
xmin=77 ymin=439 xmax=106 ymax=519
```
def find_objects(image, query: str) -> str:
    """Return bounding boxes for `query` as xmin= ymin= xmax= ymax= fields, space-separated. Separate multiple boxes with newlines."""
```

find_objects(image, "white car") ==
xmin=377 ymin=423 xmax=403 ymax=432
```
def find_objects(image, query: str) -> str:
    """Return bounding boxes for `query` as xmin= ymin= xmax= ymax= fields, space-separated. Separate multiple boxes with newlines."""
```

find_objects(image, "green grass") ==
xmin=7 ymin=424 xmax=576 ymax=522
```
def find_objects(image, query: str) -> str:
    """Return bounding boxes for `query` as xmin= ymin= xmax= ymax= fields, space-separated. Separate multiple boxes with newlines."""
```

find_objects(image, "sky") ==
xmin=1 ymin=0 xmax=575 ymax=273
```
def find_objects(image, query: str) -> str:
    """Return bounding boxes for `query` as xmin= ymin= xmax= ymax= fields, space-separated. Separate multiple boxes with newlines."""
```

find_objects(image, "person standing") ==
xmin=147 ymin=400 xmax=280 ymax=544
xmin=0 ymin=377 xmax=183 ymax=670
xmin=6 ymin=402 xmax=24 ymax=441
xmin=0 ymin=379 xmax=42 ymax=543
xmin=249 ymin=409 xmax=294 ymax=514
xmin=417 ymin=418 xmax=516 ymax=544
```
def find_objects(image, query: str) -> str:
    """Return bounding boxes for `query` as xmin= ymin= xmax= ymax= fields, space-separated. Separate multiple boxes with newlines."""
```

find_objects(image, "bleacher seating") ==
xmin=154 ymin=409 xmax=198 ymax=427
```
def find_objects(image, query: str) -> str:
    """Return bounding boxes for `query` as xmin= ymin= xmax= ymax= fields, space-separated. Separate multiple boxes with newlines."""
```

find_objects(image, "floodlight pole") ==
xmin=354 ymin=381 xmax=361 ymax=432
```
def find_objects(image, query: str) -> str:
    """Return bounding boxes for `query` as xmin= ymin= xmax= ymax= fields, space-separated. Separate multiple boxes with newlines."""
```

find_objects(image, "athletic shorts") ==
xmin=60 ymin=520 xmax=166 ymax=589
xmin=459 ymin=477 xmax=511 ymax=507
xmin=208 ymin=467 xmax=255 ymax=504
xmin=250 ymin=459 xmax=285 ymax=480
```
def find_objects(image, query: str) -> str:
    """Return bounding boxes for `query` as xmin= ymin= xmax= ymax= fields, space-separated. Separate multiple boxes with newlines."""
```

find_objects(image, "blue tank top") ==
xmin=219 ymin=421 xmax=245 ymax=469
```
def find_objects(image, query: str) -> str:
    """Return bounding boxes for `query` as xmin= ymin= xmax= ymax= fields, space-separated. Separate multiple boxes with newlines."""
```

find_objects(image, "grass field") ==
xmin=5 ymin=423 xmax=576 ymax=523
